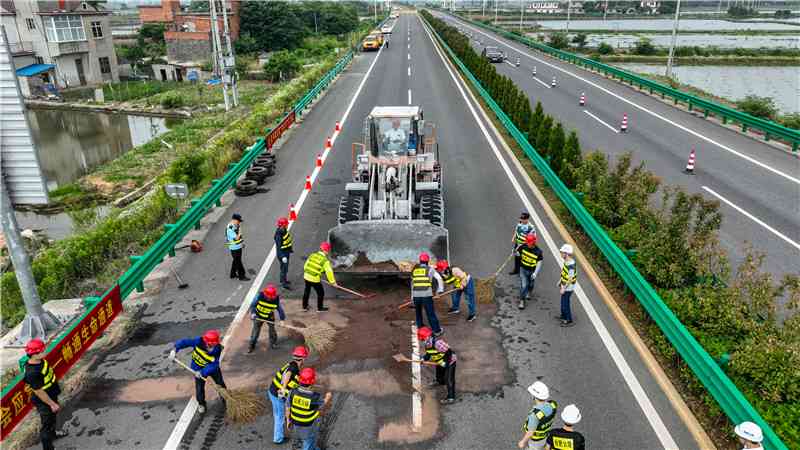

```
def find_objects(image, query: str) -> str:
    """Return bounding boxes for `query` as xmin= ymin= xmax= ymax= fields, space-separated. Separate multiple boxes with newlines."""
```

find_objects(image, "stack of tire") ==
xmin=235 ymin=153 xmax=277 ymax=197
xmin=420 ymin=193 xmax=444 ymax=226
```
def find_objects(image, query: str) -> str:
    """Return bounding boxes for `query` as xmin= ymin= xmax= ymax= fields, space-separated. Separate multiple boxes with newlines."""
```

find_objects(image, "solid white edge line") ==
xmin=531 ymin=75 xmax=551 ymax=89
xmin=455 ymin=16 xmax=800 ymax=186
xmin=411 ymin=323 xmax=422 ymax=432
xmin=421 ymin=15 xmax=679 ymax=450
xmin=162 ymin=43 xmax=386 ymax=450
xmin=702 ymin=186 xmax=800 ymax=251
xmin=584 ymin=110 xmax=620 ymax=134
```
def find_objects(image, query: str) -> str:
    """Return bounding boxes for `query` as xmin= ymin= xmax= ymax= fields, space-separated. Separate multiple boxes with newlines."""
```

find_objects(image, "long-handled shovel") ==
xmin=172 ymin=358 xmax=265 ymax=424
xmin=254 ymin=317 xmax=336 ymax=355
xmin=397 ymin=288 xmax=460 ymax=310
xmin=322 ymin=280 xmax=376 ymax=299
xmin=391 ymin=353 xmax=441 ymax=367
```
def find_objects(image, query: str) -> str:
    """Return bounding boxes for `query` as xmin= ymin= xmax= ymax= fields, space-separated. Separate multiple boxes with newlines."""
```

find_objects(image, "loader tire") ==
xmin=337 ymin=196 xmax=363 ymax=224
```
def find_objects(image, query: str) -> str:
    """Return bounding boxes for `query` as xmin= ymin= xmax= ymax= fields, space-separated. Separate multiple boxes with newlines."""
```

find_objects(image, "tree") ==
xmin=633 ymin=38 xmax=657 ymax=56
xmin=597 ymin=42 xmax=614 ymax=55
xmin=235 ymin=33 xmax=261 ymax=55
xmin=529 ymin=101 xmax=544 ymax=143
xmin=187 ymin=0 xmax=209 ymax=12
xmin=535 ymin=116 xmax=553 ymax=157
xmin=736 ymin=95 xmax=778 ymax=120
xmin=548 ymin=122 xmax=566 ymax=174
xmin=240 ymin=1 xmax=310 ymax=51
xmin=572 ymin=33 xmax=588 ymax=49
xmin=548 ymin=32 xmax=569 ymax=50
xmin=262 ymin=50 xmax=302 ymax=82
xmin=560 ymin=131 xmax=581 ymax=187
xmin=138 ymin=23 xmax=166 ymax=44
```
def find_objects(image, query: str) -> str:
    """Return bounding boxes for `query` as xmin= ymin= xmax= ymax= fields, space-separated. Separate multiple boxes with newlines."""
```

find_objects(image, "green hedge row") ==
xmin=422 ymin=10 xmax=800 ymax=447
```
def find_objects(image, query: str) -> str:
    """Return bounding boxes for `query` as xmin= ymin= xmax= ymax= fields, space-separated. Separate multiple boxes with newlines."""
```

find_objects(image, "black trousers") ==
xmin=34 ymin=396 xmax=58 ymax=450
xmin=435 ymin=362 xmax=456 ymax=400
xmin=195 ymin=370 xmax=226 ymax=407
xmin=302 ymin=281 xmax=325 ymax=309
xmin=279 ymin=254 xmax=290 ymax=285
xmin=250 ymin=318 xmax=278 ymax=347
xmin=230 ymin=248 xmax=246 ymax=279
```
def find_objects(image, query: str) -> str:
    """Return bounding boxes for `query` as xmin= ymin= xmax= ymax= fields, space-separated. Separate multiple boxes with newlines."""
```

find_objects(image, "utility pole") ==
xmin=665 ymin=0 xmax=682 ymax=79
xmin=495 ymin=0 xmax=499 ymax=23
xmin=603 ymin=0 xmax=609 ymax=21
xmin=566 ymin=0 xmax=572 ymax=35
xmin=220 ymin=0 xmax=238 ymax=107
xmin=483 ymin=0 xmax=486 ymax=18
xmin=1 ymin=173 xmax=60 ymax=341
xmin=374 ymin=0 xmax=377 ymax=22
xmin=209 ymin=0 xmax=229 ymax=111
xmin=520 ymin=0 xmax=524 ymax=31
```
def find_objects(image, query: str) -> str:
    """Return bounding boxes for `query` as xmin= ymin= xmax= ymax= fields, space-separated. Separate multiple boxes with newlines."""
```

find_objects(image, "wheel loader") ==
xmin=328 ymin=106 xmax=449 ymax=275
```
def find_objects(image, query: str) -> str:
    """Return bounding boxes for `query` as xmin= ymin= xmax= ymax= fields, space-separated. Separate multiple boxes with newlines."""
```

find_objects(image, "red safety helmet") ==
xmin=263 ymin=284 xmax=278 ymax=299
xmin=419 ymin=252 xmax=430 ymax=263
xmin=435 ymin=260 xmax=449 ymax=272
xmin=25 ymin=338 xmax=46 ymax=356
xmin=417 ymin=326 xmax=433 ymax=341
xmin=292 ymin=345 xmax=309 ymax=359
xmin=320 ymin=241 xmax=331 ymax=252
xmin=298 ymin=367 xmax=316 ymax=386
xmin=202 ymin=329 xmax=220 ymax=346
xmin=276 ymin=217 xmax=289 ymax=228
xmin=525 ymin=233 xmax=537 ymax=245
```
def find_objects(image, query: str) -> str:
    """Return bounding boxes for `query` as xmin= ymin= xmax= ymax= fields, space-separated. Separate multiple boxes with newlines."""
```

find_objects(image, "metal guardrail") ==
xmin=452 ymin=13 xmax=800 ymax=153
xmin=422 ymin=13 xmax=787 ymax=450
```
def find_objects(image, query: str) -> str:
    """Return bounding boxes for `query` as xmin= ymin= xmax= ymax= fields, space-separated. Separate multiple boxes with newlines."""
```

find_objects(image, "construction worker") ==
xmin=437 ymin=261 xmax=477 ymax=322
xmin=556 ymin=244 xmax=577 ymax=327
xmin=516 ymin=233 xmax=544 ymax=310
xmin=248 ymin=284 xmax=286 ymax=354
xmin=412 ymin=252 xmax=445 ymax=336
xmin=302 ymin=242 xmax=337 ymax=312
xmin=226 ymin=213 xmax=250 ymax=281
xmin=510 ymin=211 xmax=536 ymax=275
xmin=267 ymin=346 xmax=308 ymax=445
xmin=545 ymin=404 xmax=585 ymax=450
xmin=285 ymin=367 xmax=332 ymax=450
xmin=734 ymin=421 xmax=764 ymax=450
xmin=24 ymin=338 xmax=69 ymax=450
xmin=170 ymin=330 xmax=225 ymax=414
xmin=518 ymin=381 xmax=558 ymax=449
xmin=275 ymin=217 xmax=293 ymax=290
xmin=418 ymin=326 xmax=457 ymax=404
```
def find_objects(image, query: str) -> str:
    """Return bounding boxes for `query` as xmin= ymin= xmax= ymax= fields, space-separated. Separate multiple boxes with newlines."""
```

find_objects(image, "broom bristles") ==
xmin=209 ymin=382 xmax=266 ymax=425
xmin=303 ymin=322 xmax=337 ymax=355
xmin=475 ymin=276 xmax=496 ymax=304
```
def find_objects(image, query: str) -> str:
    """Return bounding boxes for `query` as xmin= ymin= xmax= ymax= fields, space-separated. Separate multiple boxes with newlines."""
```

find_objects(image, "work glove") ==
xmin=193 ymin=370 xmax=203 ymax=379
xmin=281 ymin=257 xmax=288 ymax=264
xmin=250 ymin=313 xmax=256 ymax=320
xmin=169 ymin=349 xmax=176 ymax=360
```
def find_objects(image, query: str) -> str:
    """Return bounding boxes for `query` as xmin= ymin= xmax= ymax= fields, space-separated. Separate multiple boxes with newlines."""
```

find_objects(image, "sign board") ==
xmin=0 ymin=26 xmax=48 ymax=205
xmin=267 ymin=111 xmax=296 ymax=150
xmin=0 ymin=285 xmax=122 ymax=440
xmin=165 ymin=183 xmax=188 ymax=199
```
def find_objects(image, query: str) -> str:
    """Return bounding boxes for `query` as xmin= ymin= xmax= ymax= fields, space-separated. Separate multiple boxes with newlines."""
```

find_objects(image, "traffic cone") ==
xmin=532 ymin=66 xmax=537 ymax=77
xmin=579 ymin=93 xmax=586 ymax=106
xmin=305 ymin=175 xmax=312 ymax=190
xmin=325 ymin=136 xmax=332 ymax=149
xmin=620 ymin=114 xmax=628 ymax=133
xmin=335 ymin=121 xmax=341 ymax=131
xmin=516 ymin=57 xmax=520 ymax=67
xmin=316 ymin=154 xmax=323 ymax=167
xmin=289 ymin=204 xmax=297 ymax=221
xmin=551 ymin=77 xmax=556 ymax=87
xmin=684 ymin=147 xmax=696 ymax=174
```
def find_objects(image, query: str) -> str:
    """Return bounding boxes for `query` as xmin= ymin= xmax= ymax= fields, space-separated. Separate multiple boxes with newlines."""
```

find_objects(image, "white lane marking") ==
xmin=531 ymin=75 xmax=551 ymax=89
xmin=163 ymin=45 xmax=386 ymax=450
xmin=456 ymin=18 xmax=800 ymax=186
xmin=408 ymin=66 xmax=411 ymax=77
xmin=408 ymin=89 xmax=412 ymax=105
xmin=702 ymin=186 xmax=800 ymax=251
xmin=411 ymin=323 xmax=422 ymax=432
xmin=504 ymin=60 xmax=517 ymax=68
xmin=584 ymin=110 xmax=620 ymax=134
xmin=408 ymin=43 xmax=411 ymax=49
xmin=422 ymin=16 xmax=679 ymax=450
xmin=408 ymin=52 xmax=411 ymax=60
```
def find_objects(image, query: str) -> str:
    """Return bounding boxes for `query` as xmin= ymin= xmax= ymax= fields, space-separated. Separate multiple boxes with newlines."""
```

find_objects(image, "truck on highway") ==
xmin=328 ymin=106 xmax=449 ymax=275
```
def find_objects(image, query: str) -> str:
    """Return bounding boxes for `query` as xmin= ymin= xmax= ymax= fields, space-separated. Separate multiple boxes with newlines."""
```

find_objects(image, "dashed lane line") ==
xmin=584 ymin=110 xmax=620 ymax=134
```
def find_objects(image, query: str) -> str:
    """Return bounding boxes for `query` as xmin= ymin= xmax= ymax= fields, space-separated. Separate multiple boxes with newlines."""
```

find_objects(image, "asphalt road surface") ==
xmin=437 ymin=11 xmax=800 ymax=285
xmin=43 ymin=12 xmax=701 ymax=450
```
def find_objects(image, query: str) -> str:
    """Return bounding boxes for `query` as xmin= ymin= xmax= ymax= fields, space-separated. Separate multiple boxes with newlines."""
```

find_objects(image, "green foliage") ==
xmin=187 ymin=0 xmax=208 ymax=12
xmin=571 ymin=33 xmax=588 ymax=49
xmin=139 ymin=23 xmax=166 ymax=43
xmin=535 ymin=116 xmax=553 ymax=157
xmin=528 ymin=101 xmax=544 ymax=143
xmin=548 ymin=32 xmax=569 ymax=50
xmin=633 ymin=38 xmax=657 ymax=56
xmin=103 ymin=80 xmax=181 ymax=103
xmin=736 ymin=95 xmax=778 ymax=121
xmin=263 ymin=50 xmax=303 ymax=82
xmin=159 ymin=91 xmax=185 ymax=109
xmin=560 ymin=131 xmax=581 ymax=187
xmin=778 ymin=113 xmax=800 ymax=131
xmin=548 ymin=123 xmax=566 ymax=174
xmin=728 ymin=4 xmax=757 ymax=17
xmin=235 ymin=33 xmax=262 ymax=56
xmin=597 ymin=42 xmax=614 ymax=55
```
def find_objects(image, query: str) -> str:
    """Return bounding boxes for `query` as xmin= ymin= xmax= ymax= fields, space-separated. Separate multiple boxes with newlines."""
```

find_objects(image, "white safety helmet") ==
xmin=559 ymin=244 xmax=573 ymax=255
xmin=561 ymin=404 xmax=581 ymax=425
xmin=734 ymin=421 xmax=763 ymax=443
xmin=527 ymin=381 xmax=549 ymax=400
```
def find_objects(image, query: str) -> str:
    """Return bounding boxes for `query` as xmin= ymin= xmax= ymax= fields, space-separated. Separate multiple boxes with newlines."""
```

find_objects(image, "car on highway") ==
xmin=362 ymin=33 xmax=383 ymax=51
xmin=481 ymin=46 xmax=505 ymax=63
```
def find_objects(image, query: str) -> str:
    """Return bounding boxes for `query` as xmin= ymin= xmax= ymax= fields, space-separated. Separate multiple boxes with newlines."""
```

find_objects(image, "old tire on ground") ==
xmin=246 ymin=166 xmax=268 ymax=185
xmin=337 ymin=196 xmax=363 ymax=224
xmin=235 ymin=179 xmax=258 ymax=196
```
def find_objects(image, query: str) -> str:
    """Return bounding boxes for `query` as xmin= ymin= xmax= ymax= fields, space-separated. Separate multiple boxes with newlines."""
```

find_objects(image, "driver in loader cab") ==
xmin=384 ymin=119 xmax=407 ymax=152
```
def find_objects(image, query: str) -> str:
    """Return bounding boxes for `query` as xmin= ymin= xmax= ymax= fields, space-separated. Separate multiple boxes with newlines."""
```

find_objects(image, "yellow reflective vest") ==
xmin=304 ymin=251 xmax=335 ymax=283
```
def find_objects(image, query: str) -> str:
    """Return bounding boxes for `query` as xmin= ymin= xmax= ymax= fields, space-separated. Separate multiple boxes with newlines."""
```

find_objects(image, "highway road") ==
xmin=42 ymin=12 xmax=701 ymax=450
xmin=437 ymin=11 xmax=800 ymax=285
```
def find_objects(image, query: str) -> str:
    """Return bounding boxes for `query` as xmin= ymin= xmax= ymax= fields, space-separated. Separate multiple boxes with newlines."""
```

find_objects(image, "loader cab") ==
xmin=366 ymin=106 xmax=425 ymax=158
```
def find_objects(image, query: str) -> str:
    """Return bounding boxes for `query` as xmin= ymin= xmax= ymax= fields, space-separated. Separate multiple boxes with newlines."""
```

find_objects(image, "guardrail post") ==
xmin=764 ymin=133 xmax=770 ymax=142
xmin=164 ymin=224 xmax=177 ymax=256
xmin=741 ymin=123 xmax=748 ymax=133
xmin=722 ymin=116 xmax=728 ymax=124
xmin=624 ymin=249 xmax=638 ymax=259
xmin=211 ymin=179 xmax=222 ymax=207
xmin=129 ymin=256 xmax=145 ymax=292
xmin=793 ymin=142 xmax=798 ymax=153
xmin=704 ymin=109 xmax=709 ymax=118
xmin=688 ymin=103 xmax=693 ymax=112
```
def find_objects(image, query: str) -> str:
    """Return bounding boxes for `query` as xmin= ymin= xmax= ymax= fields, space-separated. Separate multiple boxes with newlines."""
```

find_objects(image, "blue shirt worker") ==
xmin=170 ymin=330 xmax=226 ymax=414
xmin=510 ymin=211 xmax=536 ymax=275
xmin=248 ymin=284 xmax=286 ymax=354
xmin=286 ymin=368 xmax=332 ymax=450
xmin=516 ymin=233 xmax=544 ymax=310
xmin=274 ymin=216 xmax=293 ymax=290
xmin=518 ymin=381 xmax=558 ymax=449
xmin=267 ymin=346 xmax=308 ymax=445
xmin=411 ymin=252 xmax=445 ymax=336
xmin=226 ymin=213 xmax=250 ymax=281
xmin=556 ymin=244 xmax=577 ymax=328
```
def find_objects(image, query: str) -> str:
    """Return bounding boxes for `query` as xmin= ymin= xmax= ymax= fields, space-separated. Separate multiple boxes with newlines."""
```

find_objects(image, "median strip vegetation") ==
xmin=422 ymin=10 xmax=799 ymax=448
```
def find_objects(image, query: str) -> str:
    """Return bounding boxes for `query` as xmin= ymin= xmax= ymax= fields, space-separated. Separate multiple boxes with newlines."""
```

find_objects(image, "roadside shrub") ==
xmin=160 ymin=92 xmax=185 ymax=109
xmin=778 ymin=113 xmax=800 ymax=131
xmin=597 ymin=42 xmax=614 ymax=55
xmin=263 ymin=50 xmax=303 ymax=82
xmin=571 ymin=33 xmax=588 ymax=49
xmin=633 ymin=38 xmax=657 ymax=56
xmin=736 ymin=95 xmax=778 ymax=120
xmin=548 ymin=32 xmax=569 ymax=50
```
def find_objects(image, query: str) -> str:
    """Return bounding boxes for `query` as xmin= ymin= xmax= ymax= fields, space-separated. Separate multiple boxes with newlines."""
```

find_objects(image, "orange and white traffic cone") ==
xmin=684 ymin=147 xmax=696 ymax=174
xmin=551 ymin=77 xmax=556 ymax=88
xmin=620 ymin=113 xmax=628 ymax=133
xmin=531 ymin=66 xmax=537 ymax=77
xmin=579 ymin=93 xmax=586 ymax=107
xmin=316 ymin=154 xmax=323 ymax=167
xmin=289 ymin=204 xmax=297 ymax=221
xmin=335 ymin=121 xmax=341 ymax=132
xmin=305 ymin=175 xmax=312 ymax=190
xmin=325 ymin=136 xmax=332 ymax=149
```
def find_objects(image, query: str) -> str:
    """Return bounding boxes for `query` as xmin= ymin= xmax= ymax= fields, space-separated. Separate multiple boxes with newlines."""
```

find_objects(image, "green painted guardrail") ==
xmin=422 ymin=14 xmax=787 ymax=450
xmin=449 ymin=12 xmax=800 ymax=153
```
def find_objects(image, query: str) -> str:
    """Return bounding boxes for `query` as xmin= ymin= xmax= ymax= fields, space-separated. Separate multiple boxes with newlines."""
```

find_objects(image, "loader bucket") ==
xmin=328 ymin=220 xmax=449 ymax=275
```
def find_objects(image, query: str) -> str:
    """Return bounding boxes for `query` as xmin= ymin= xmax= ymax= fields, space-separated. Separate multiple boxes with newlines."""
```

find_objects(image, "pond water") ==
xmin=585 ymin=32 xmax=799 ymax=49
xmin=536 ymin=18 xmax=800 ymax=31
xmin=615 ymin=64 xmax=800 ymax=114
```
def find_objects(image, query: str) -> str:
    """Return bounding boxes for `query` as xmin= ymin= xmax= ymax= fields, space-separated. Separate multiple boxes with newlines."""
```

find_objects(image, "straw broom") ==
xmin=256 ymin=318 xmax=337 ymax=355
xmin=475 ymin=251 xmax=515 ymax=304
xmin=172 ymin=358 xmax=266 ymax=424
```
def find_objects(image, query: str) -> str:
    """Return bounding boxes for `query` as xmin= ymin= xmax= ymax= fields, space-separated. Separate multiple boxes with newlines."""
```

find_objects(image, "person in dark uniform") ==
xmin=170 ymin=330 xmax=226 ymax=414
xmin=267 ymin=346 xmax=308 ymax=445
xmin=24 ymin=338 xmax=68 ymax=450
xmin=418 ymin=326 xmax=457 ymax=404
xmin=545 ymin=404 xmax=585 ymax=450
xmin=226 ymin=213 xmax=250 ymax=281
xmin=248 ymin=284 xmax=286 ymax=353
xmin=285 ymin=368 xmax=332 ymax=450
xmin=274 ymin=217 xmax=293 ymax=290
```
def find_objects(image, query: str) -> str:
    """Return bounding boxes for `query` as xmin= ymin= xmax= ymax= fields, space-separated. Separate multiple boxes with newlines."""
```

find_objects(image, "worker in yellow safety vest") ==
xmin=555 ymin=244 xmax=577 ymax=327
xmin=518 ymin=381 xmax=558 ymax=449
xmin=24 ymin=338 xmax=69 ymax=450
xmin=285 ymin=368 xmax=332 ymax=450
xmin=302 ymin=242 xmax=337 ymax=312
